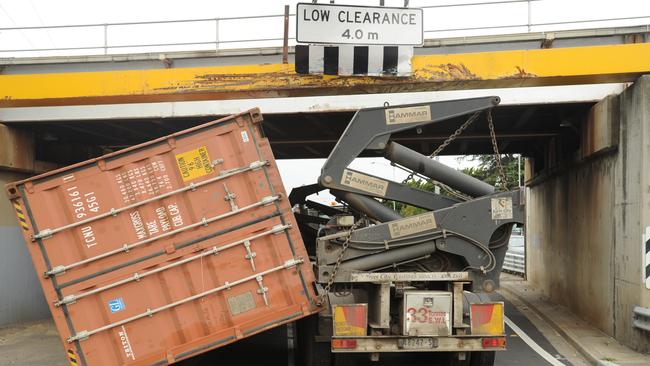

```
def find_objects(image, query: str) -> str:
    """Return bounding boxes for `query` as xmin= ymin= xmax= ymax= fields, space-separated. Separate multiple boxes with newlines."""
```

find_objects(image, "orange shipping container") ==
xmin=6 ymin=109 xmax=320 ymax=365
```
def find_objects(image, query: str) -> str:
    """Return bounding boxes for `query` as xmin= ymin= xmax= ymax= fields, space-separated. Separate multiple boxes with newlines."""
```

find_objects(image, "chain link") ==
xmin=402 ymin=111 xmax=481 ymax=184
xmin=400 ymin=109 xmax=509 ymax=190
xmin=487 ymin=109 xmax=508 ymax=191
xmin=316 ymin=219 xmax=363 ymax=307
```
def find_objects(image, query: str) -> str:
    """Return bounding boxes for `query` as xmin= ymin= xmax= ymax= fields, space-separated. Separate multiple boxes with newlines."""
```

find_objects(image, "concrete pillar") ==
xmin=0 ymin=171 xmax=51 ymax=326
xmin=0 ymin=124 xmax=35 ymax=172
xmin=526 ymin=75 xmax=650 ymax=352
xmin=0 ymin=124 xmax=50 ymax=326
xmin=613 ymin=75 xmax=650 ymax=351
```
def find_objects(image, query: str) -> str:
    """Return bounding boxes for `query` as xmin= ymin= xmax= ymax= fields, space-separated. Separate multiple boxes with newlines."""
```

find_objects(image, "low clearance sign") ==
xmin=296 ymin=3 xmax=423 ymax=46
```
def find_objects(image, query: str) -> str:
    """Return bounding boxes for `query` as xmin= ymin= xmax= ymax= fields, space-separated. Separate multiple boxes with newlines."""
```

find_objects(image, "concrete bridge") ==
xmin=1 ymin=23 xmax=650 ymax=362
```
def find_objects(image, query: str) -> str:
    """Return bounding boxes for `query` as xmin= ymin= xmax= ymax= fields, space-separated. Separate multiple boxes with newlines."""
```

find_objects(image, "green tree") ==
xmin=459 ymin=154 xmax=522 ymax=191
xmin=384 ymin=155 xmax=523 ymax=216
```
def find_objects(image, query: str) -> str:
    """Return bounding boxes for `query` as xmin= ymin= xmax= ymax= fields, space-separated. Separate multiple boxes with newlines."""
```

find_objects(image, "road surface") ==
xmin=0 ymin=286 xmax=586 ymax=366
xmin=179 ymin=292 xmax=583 ymax=366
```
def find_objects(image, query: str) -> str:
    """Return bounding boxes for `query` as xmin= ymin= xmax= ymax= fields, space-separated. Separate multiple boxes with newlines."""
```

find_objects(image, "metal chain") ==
xmin=402 ymin=111 xmax=481 ymax=183
xmin=316 ymin=219 xmax=362 ymax=306
xmin=487 ymin=109 xmax=508 ymax=191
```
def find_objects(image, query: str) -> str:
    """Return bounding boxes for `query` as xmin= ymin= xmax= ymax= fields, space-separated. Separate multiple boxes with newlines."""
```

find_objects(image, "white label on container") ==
xmin=340 ymin=169 xmax=388 ymax=197
xmin=80 ymin=225 xmax=99 ymax=248
xmin=129 ymin=204 xmax=183 ymax=240
xmin=241 ymin=131 xmax=250 ymax=143
xmin=115 ymin=160 xmax=172 ymax=204
xmin=491 ymin=197 xmax=513 ymax=220
xmin=385 ymin=105 xmax=431 ymax=125
xmin=118 ymin=325 xmax=136 ymax=360
xmin=389 ymin=212 xmax=436 ymax=239
xmin=66 ymin=186 xmax=101 ymax=221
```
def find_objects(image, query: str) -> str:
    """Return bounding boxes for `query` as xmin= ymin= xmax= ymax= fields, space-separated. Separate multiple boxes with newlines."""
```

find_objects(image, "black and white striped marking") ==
xmin=295 ymin=45 xmax=413 ymax=76
xmin=645 ymin=227 xmax=650 ymax=289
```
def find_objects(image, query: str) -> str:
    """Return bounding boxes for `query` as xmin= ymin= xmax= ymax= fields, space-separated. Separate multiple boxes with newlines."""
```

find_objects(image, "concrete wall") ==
xmin=614 ymin=74 xmax=650 ymax=351
xmin=527 ymin=75 xmax=650 ymax=352
xmin=0 ymin=170 xmax=50 ymax=326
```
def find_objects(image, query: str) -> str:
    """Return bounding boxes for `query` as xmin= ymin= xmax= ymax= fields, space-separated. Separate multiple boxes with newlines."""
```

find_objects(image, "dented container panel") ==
xmin=6 ymin=109 xmax=319 ymax=366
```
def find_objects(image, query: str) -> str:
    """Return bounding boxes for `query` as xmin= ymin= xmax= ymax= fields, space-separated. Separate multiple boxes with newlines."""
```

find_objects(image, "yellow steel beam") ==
xmin=1 ymin=43 xmax=650 ymax=107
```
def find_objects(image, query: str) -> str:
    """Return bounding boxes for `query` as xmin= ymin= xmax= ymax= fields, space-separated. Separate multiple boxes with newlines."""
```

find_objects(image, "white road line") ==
xmin=504 ymin=316 xmax=566 ymax=366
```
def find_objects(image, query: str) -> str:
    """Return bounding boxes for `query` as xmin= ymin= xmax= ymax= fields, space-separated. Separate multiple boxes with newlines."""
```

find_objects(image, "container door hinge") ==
xmin=45 ymin=265 xmax=66 ymax=277
xmin=25 ymin=181 xmax=35 ymax=194
xmin=55 ymin=295 xmax=77 ymax=307
xmin=67 ymin=330 xmax=89 ymax=343
xmin=33 ymin=228 xmax=53 ymax=241
xmin=249 ymin=160 xmax=267 ymax=170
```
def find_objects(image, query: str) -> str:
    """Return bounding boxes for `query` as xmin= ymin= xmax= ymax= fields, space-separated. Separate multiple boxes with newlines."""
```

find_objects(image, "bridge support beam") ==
xmin=526 ymin=75 xmax=650 ymax=353
xmin=1 ymin=43 xmax=650 ymax=108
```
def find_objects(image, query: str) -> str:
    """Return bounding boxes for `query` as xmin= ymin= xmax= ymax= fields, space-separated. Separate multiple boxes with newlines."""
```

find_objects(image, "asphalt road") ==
xmin=0 ymin=287 xmax=575 ymax=366
xmin=178 ymin=292 xmax=572 ymax=366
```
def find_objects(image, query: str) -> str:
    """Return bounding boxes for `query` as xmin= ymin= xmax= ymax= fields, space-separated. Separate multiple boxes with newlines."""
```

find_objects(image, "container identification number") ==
xmin=66 ymin=186 xmax=100 ymax=220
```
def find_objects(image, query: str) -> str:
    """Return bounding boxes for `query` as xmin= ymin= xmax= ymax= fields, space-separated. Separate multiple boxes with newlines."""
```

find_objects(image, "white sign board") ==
xmin=296 ymin=3 xmax=423 ymax=46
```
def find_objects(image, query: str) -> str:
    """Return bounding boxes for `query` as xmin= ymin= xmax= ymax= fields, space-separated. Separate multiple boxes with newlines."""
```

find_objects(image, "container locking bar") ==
xmin=45 ymin=195 xmax=281 ymax=277
xmin=54 ymin=224 xmax=290 ymax=307
xmin=32 ymin=160 xmax=269 ymax=241
xmin=66 ymin=258 xmax=304 ymax=343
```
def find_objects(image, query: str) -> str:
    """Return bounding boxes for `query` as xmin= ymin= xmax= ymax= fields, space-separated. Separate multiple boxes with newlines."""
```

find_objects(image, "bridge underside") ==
xmin=6 ymin=102 xmax=589 ymax=166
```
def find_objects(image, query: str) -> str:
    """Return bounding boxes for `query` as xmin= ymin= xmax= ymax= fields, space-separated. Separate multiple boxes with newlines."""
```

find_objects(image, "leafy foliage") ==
xmin=384 ymin=155 xmax=523 ymax=216
xmin=459 ymin=154 xmax=522 ymax=191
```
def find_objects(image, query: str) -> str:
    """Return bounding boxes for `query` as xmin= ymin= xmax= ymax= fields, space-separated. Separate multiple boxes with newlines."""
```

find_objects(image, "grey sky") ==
xmin=1 ymin=0 xmax=649 ymax=56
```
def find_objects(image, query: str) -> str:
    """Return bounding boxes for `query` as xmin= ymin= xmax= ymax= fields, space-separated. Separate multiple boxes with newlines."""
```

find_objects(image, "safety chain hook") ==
xmin=316 ymin=219 xmax=363 ymax=307
xmin=487 ymin=109 xmax=508 ymax=191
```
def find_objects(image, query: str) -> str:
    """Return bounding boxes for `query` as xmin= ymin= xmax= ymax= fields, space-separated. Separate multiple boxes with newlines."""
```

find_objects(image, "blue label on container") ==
xmin=108 ymin=298 xmax=126 ymax=313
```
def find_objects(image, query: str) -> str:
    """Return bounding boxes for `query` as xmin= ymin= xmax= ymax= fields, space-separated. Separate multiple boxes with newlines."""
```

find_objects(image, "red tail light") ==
xmin=482 ymin=337 xmax=506 ymax=348
xmin=331 ymin=339 xmax=358 ymax=349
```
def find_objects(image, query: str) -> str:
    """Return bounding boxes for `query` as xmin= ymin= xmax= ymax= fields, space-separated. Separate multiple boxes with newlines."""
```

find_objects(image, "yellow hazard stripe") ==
xmin=67 ymin=349 xmax=78 ymax=366
xmin=13 ymin=201 xmax=29 ymax=231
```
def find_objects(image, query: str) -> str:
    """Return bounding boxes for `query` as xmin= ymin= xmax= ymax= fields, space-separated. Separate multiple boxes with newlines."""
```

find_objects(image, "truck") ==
xmin=7 ymin=96 xmax=522 ymax=366
xmin=290 ymin=96 xmax=523 ymax=366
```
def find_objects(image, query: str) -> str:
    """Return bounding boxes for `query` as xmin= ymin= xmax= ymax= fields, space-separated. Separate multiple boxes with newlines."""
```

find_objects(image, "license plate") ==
xmin=400 ymin=337 xmax=436 ymax=349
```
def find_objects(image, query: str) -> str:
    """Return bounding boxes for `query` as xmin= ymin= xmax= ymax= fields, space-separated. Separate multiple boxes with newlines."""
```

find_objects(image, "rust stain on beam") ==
xmin=1 ymin=43 xmax=649 ymax=108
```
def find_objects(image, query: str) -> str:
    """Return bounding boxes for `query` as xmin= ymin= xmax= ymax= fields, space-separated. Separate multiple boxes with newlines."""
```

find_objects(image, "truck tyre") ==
xmin=294 ymin=315 xmax=332 ymax=366
xmin=445 ymin=352 xmax=471 ymax=366
xmin=470 ymin=351 xmax=496 ymax=366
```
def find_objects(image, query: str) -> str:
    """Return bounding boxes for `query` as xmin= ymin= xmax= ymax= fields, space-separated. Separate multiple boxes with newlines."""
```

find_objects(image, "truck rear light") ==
xmin=482 ymin=337 xmax=506 ymax=348
xmin=470 ymin=302 xmax=505 ymax=336
xmin=331 ymin=339 xmax=358 ymax=349
xmin=333 ymin=304 xmax=367 ymax=336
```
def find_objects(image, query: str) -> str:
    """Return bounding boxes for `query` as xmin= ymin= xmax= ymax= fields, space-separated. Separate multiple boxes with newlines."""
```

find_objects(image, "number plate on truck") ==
xmin=399 ymin=337 xmax=437 ymax=349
